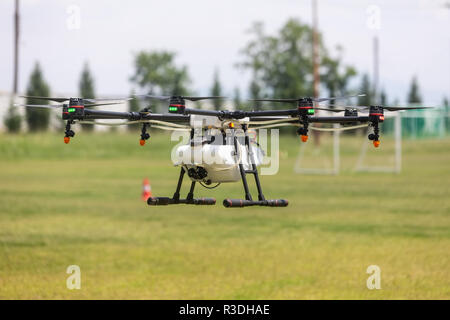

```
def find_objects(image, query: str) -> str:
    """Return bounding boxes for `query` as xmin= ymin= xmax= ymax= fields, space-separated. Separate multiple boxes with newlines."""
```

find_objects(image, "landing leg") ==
xmin=186 ymin=181 xmax=196 ymax=201
xmin=147 ymin=167 xmax=216 ymax=206
xmin=172 ymin=167 xmax=186 ymax=203
xmin=245 ymin=129 xmax=265 ymax=201
xmin=234 ymin=135 xmax=252 ymax=201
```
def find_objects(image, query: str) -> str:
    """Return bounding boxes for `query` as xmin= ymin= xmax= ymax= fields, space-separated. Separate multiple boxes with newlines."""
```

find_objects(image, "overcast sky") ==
xmin=0 ymin=0 xmax=449 ymax=105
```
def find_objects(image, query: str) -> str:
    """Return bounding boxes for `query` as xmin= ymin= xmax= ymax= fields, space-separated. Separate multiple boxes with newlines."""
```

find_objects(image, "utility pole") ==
xmin=373 ymin=36 xmax=379 ymax=104
xmin=366 ymin=4 xmax=381 ymax=104
xmin=13 ymin=0 xmax=20 ymax=95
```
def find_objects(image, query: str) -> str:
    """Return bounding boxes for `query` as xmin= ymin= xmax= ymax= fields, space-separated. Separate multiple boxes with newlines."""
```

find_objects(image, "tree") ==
xmin=210 ymin=69 xmax=222 ymax=111
xmin=380 ymin=89 xmax=388 ymax=106
xmin=128 ymin=90 xmax=140 ymax=131
xmin=130 ymin=51 xmax=191 ymax=113
xmin=238 ymin=20 xmax=312 ymax=101
xmin=407 ymin=76 xmax=422 ymax=104
xmin=443 ymin=97 xmax=449 ymax=133
xmin=79 ymin=62 xmax=96 ymax=131
xmin=130 ymin=51 xmax=190 ymax=96
xmin=128 ymin=90 xmax=140 ymax=112
xmin=249 ymin=78 xmax=262 ymax=110
xmin=25 ymin=62 xmax=50 ymax=131
xmin=321 ymin=46 xmax=357 ymax=99
xmin=4 ymin=102 xmax=21 ymax=133
xmin=238 ymin=19 xmax=357 ymax=108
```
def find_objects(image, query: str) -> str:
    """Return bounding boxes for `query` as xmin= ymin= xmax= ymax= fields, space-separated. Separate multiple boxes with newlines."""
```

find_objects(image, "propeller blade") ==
xmin=84 ymin=102 xmax=125 ymax=107
xmin=20 ymin=96 xmax=131 ymax=104
xmin=383 ymin=106 xmax=432 ymax=111
xmin=83 ymin=97 xmax=131 ymax=104
xmin=19 ymin=95 xmax=68 ymax=103
xmin=138 ymin=95 xmax=172 ymax=101
xmin=15 ymin=104 xmax=64 ymax=109
xmin=314 ymin=94 xmax=366 ymax=103
xmin=328 ymin=105 xmax=433 ymax=111
xmin=139 ymin=95 xmax=226 ymax=102
xmin=250 ymin=94 xmax=365 ymax=104
xmin=15 ymin=102 xmax=124 ymax=109
xmin=319 ymin=104 xmax=370 ymax=110
xmin=250 ymin=98 xmax=298 ymax=103
xmin=182 ymin=96 xmax=226 ymax=101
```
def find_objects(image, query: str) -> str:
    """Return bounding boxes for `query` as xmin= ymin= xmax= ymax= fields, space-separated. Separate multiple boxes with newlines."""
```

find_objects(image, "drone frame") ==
xmin=17 ymin=94 xmax=428 ymax=208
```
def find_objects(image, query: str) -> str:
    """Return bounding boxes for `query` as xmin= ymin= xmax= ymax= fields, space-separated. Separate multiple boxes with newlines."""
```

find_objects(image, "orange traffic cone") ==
xmin=142 ymin=178 xmax=152 ymax=201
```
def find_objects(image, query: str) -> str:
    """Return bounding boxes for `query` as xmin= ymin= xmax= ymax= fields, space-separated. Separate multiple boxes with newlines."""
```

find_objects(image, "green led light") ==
xmin=308 ymin=109 xmax=315 ymax=114
xmin=68 ymin=108 xmax=75 ymax=112
xmin=169 ymin=107 xmax=178 ymax=112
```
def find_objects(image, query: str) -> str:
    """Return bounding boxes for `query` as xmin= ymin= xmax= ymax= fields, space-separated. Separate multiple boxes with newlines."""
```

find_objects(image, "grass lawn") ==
xmin=0 ymin=131 xmax=449 ymax=299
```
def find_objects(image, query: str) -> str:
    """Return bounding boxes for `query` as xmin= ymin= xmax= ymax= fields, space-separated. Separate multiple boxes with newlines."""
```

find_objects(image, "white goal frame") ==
xmin=294 ymin=113 xmax=402 ymax=175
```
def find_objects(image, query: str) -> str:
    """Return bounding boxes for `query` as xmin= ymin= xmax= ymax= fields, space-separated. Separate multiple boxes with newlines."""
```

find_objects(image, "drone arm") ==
xmin=82 ymin=109 xmax=190 ymax=122
xmin=309 ymin=116 xmax=369 ymax=123
xmin=83 ymin=109 xmax=140 ymax=120
xmin=183 ymin=108 xmax=220 ymax=117
xmin=141 ymin=113 xmax=190 ymax=122
xmin=244 ymin=109 xmax=298 ymax=118
xmin=183 ymin=107 xmax=298 ymax=119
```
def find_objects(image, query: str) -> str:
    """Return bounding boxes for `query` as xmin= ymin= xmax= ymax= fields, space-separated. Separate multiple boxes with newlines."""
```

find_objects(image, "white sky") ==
xmin=0 ymin=0 xmax=449 ymax=105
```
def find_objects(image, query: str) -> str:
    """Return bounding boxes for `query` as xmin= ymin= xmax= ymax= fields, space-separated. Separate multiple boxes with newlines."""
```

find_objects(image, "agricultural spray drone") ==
xmin=18 ymin=94 xmax=428 ymax=208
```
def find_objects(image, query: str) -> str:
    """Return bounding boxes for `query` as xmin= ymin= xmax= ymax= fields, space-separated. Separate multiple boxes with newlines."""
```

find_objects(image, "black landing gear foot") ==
xmin=223 ymin=199 xmax=289 ymax=208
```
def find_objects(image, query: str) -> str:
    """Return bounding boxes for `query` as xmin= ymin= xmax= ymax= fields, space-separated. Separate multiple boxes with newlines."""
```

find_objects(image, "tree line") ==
xmin=4 ymin=18 xmax=447 ymax=133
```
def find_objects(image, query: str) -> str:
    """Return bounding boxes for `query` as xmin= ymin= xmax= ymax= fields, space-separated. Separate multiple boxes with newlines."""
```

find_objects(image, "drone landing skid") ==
xmin=147 ymin=197 xmax=216 ymax=206
xmin=222 ymin=134 xmax=288 ymax=208
xmin=223 ymin=199 xmax=288 ymax=208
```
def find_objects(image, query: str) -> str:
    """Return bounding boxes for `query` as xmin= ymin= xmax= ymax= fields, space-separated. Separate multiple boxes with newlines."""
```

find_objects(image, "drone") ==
xmin=17 ymin=94 xmax=429 ymax=208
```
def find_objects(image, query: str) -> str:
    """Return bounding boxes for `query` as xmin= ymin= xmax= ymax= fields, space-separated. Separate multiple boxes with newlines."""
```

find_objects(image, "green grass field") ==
xmin=0 ymin=131 xmax=449 ymax=299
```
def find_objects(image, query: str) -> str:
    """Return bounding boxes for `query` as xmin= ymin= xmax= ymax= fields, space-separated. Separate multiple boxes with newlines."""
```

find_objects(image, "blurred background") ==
xmin=0 ymin=0 xmax=449 ymax=134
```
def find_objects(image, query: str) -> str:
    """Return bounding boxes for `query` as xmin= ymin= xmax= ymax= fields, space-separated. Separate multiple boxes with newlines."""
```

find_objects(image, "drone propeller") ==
xmin=15 ymin=101 xmax=124 ymax=109
xmin=381 ymin=106 xmax=431 ymax=111
xmin=19 ymin=95 xmax=131 ymax=103
xmin=19 ymin=96 xmax=69 ymax=103
xmin=15 ymin=104 xmax=64 ymax=109
xmin=83 ymin=98 xmax=132 ymax=103
xmin=315 ymin=105 xmax=433 ymax=113
xmin=314 ymin=94 xmax=366 ymax=103
xmin=250 ymin=94 xmax=365 ymax=104
xmin=139 ymin=95 xmax=227 ymax=102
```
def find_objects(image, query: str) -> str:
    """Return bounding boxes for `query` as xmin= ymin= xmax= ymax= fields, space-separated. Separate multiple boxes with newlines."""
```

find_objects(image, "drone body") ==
xmin=17 ymin=93 xmax=430 ymax=208
xmin=175 ymin=114 xmax=264 ymax=184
